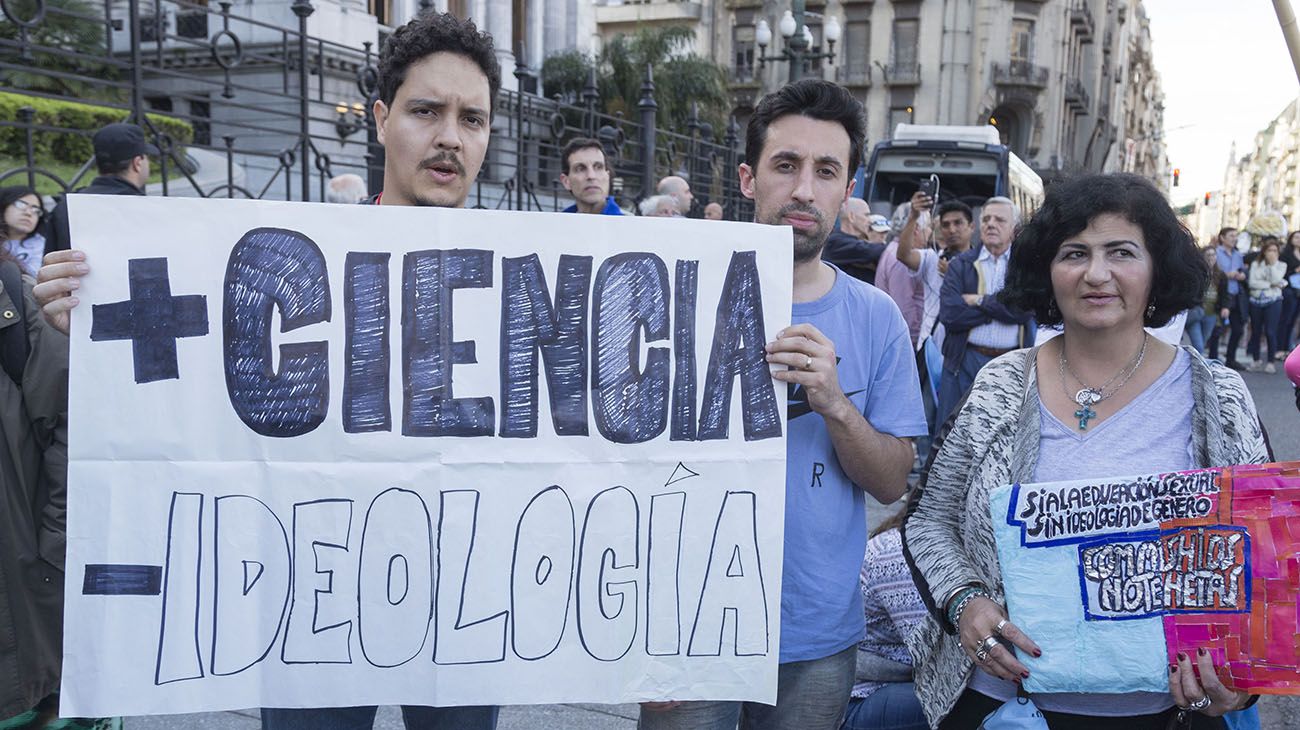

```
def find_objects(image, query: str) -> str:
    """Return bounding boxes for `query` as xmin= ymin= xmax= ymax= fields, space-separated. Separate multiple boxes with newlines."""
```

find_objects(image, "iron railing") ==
xmin=992 ymin=61 xmax=1050 ymax=89
xmin=0 ymin=0 xmax=748 ymax=218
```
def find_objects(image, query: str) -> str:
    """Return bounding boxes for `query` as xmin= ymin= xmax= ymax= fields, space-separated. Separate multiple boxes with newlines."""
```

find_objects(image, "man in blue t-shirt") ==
xmin=559 ymin=137 xmax=626 ymax=215
xmin=640 ymin=80 xmax=928 ymax=730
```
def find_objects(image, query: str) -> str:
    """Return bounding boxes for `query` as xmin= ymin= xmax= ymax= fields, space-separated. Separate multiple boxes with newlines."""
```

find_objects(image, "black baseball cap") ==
xmin=92 ymin=123 xmax=160 ymax=165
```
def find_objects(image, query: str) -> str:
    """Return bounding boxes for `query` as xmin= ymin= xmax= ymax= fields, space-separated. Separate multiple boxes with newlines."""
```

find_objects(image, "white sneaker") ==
xmin=1265 ymin=363 xmax=1277 ymax=374
xmin=1247 ymin=361 xmax=1264 ymax=372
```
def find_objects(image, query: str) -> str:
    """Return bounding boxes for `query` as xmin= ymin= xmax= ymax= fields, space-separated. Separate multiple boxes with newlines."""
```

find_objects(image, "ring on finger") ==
xmin=803 ymin=354 xmax=813 ymax=370
xmin=977 ymin=635 xmax=1001 ymax=654
xmin=994 ymin=618 xmax=1009 ymax=636
xmin=1188 ymin=696 xmax=1211 ymax=712
xmin=974 ymin=647 xmax=991 ymax=663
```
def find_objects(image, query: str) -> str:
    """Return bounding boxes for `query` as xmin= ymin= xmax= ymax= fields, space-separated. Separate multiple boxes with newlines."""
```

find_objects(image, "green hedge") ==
xmin=0 ymin=91 xmax=193 ymax=167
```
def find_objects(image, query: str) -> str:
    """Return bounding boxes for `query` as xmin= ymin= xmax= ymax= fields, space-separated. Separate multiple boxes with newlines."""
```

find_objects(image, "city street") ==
xmin=122 ymin=363 xmax=1300 ymax=729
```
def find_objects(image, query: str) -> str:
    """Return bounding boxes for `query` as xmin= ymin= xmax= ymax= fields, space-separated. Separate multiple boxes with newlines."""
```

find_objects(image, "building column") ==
xmin=483 ymin=0 xmax=517 ymax=91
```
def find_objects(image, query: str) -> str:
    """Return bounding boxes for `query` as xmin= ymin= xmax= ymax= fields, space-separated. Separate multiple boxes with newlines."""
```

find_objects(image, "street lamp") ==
xmin=754 ymin=0 xmax=840 ymax=83
xmin=335 ymin=102 xmax=366 ymax=142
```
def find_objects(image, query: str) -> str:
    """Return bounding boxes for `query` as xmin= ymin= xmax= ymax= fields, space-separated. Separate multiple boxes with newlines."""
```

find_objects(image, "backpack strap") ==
xmin=0 ymin=260 xmax=29 ymax=386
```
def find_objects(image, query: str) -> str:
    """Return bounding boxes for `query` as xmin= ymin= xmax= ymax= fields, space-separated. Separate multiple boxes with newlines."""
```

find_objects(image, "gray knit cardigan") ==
xmin=902 ymin=345 xmax=1268 ymax=727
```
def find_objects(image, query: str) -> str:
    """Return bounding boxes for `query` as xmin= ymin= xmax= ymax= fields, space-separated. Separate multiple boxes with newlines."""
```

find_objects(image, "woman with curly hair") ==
xmin=904 ymin=173 xmax=1268 ymax=729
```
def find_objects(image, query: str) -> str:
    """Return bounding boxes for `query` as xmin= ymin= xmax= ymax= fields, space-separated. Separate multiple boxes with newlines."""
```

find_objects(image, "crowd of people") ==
xmin=1193 ymin=226 xmax=1300 ymax=375
xmin=1 ymin=8 xmax=1299 ymax=730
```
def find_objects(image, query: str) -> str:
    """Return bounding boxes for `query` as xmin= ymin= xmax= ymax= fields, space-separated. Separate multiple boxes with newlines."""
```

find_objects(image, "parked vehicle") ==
xmin=854 ymin=124 xmax=1044 ymax=222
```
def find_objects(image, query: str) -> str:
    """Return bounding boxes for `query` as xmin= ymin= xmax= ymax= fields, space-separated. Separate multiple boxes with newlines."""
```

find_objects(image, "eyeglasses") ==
xmin=10 ymin=199 xmax=43 ymax=218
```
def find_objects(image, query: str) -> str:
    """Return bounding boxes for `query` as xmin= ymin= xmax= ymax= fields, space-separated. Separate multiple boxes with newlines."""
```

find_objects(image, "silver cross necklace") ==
xmin=1057 ymin=332 xmax=1149 ymax=430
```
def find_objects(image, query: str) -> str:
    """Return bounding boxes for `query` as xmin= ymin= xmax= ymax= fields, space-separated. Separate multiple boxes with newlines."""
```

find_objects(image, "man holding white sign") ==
xmin=640 ymin=80 xmax=927 ymax=730
xmin=37 ymin=26 xmax=794 ymax=730
xmin=38 ymin=9 xmax=504 ymax=730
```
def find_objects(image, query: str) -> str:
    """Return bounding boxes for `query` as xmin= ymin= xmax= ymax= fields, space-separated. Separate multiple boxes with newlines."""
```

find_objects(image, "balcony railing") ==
xmin=992 ymin=61 xmax=1049 ymax=89
xmin=1065 ymin=78 xmax=1091 ymax=112
xmin=594 ymin=0 xmax=702 ymax=23
xmin=883 ymin=62 xmax=920 ymax=86
xmin=1071 ymin=1 xmax=1096 ymax=43
xmin=837 ymin=65 xmax=872 ymax=87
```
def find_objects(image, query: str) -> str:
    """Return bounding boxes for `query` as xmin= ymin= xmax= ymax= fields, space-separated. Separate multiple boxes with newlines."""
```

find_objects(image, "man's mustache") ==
xmin=419 ymin=153 xmax=466 ymax=177
xmin=777 ymin=203 xmax=823 ymax=224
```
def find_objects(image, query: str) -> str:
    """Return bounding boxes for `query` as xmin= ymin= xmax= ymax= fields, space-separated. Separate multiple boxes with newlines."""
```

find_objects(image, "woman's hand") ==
xmin=1169 ymin=648 xmax=1249 ymax=717
xmin=957 ymin=597 xmax=1042 ymax=683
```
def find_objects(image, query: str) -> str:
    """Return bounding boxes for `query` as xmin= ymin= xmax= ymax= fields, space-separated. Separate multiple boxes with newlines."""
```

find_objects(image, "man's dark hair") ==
xmin=1218 ymin=226 xmax=1238 ymax=238
xmin=744 ymin=79 xmax=865 ymax=178
xmin=561 ymin=137 xmax=606 ymax=175
xmin=1001 ymin=173 xmax=1205 ymax=329
xmin=97 ymin=157 xmax=134 ymax=176
xmin=935 ymin=200 xmax=973 ymax=224
xmin=377 ymin=12 xmax=501 ymax=114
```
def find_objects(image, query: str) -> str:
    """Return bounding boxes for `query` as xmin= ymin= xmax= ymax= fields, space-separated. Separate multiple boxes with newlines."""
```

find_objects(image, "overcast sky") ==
xmin=1146 ymin=0 xmax=1299 ymax=205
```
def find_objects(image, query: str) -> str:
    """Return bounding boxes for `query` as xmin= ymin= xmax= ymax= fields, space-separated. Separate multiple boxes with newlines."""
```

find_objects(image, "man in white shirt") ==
xmin=933 ymin=196 xmax=1035 ymax=431
xmin=895 ymin=193 xmax=974 ymax=350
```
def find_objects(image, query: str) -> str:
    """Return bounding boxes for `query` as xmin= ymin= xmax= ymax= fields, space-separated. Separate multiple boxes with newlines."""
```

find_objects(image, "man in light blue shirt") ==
xmin=640 ymin=79 xmax=927 ymax=730
xmin=1209 ymin=226 xmax=1247 ymax=368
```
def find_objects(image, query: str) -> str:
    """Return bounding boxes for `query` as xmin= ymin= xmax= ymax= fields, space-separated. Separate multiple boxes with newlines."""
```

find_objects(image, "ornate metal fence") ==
xmin=1 ymin=0 xmax=749 ymax=217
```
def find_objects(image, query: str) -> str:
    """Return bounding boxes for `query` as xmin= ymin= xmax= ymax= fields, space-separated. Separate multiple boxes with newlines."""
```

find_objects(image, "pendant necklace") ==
xmin=1058 ymin=333 xmax=1148 ymax=430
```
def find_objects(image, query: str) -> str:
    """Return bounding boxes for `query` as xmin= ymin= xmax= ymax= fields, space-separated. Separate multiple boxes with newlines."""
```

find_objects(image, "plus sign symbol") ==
xmin=90 ymin=257 xmax=210 ymax=383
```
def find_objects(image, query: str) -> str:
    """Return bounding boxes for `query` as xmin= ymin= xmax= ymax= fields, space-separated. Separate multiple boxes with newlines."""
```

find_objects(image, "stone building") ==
xmin=1221 ymin=98 xmax=1300 ymax=236
xmin=124 ymin=0 xmax=591 ymax=199
xmin=690 ymin=0 xmax=1168 ymax=185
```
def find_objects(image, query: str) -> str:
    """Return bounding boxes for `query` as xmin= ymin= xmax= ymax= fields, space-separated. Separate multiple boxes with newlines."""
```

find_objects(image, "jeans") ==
xmin=1247 ymin=298 xmax=1282 ymax=362
xmin=638 ymin=645 xmax=857 ymax=730
xmin=840 ymin=683 xmax=927 ymax=730
xmin=1223 ymin=706 xmax=1260 ymax=730
xmin=1279 ymin=285 xmax=1300 ymax=352
xmin=934 ymin=347 xmax=994 ymax=435
xmin=260 ymin=705 xmax=499 ymax=730
xmin=1209 ymin=291 xmax=1249 ymax=362
xmin=1183 ymin=308 xmax=1217 ymax=355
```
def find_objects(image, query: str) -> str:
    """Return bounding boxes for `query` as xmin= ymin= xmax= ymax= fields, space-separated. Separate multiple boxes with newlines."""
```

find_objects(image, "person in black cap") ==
xmin=43 ymin=122 xmax=159 ymax=255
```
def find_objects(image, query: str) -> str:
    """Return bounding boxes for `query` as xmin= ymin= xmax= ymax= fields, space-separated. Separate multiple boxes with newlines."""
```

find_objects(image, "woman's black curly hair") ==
xmin=1000 ymin=172 xmax=1206 ymax=328
xmin=377 ymin=12 xmax=501 ymax=115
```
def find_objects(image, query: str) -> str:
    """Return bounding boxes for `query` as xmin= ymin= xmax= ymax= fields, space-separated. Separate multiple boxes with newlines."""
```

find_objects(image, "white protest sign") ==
xmin=61 ymin=196 xmax=791 ymax=716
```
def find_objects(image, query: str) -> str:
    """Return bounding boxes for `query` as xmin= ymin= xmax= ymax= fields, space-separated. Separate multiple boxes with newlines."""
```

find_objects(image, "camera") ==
xmin=918 ymin=174 xmax=940 ymax=200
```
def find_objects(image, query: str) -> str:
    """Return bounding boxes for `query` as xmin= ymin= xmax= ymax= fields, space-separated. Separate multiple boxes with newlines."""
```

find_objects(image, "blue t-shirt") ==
xmin=780 ymin=266 xmax=929 ymax=663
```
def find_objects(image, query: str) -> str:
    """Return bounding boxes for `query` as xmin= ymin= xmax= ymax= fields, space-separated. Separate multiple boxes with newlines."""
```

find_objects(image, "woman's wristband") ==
xmin=946 ymin=585 xmax=991 ymax=628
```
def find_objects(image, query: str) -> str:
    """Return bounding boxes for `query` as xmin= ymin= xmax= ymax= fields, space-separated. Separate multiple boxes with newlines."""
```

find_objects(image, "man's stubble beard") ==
xmin=793 ymin=229 xmax=829 ymax=263
xmin=759 ymin=202 xmax=830 ymax=263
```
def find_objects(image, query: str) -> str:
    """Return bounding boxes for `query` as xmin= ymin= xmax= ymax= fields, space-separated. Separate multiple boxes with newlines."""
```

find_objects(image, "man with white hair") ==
xmin=639 ymin=194 xmax=681 ymax=217
xmin=656 ymin=175 xmax=693 ymax=216
xmin=934 ymin=196 xmax=1035 ymax=430
xmin=325 ymin=173 xmax=368 ymax=204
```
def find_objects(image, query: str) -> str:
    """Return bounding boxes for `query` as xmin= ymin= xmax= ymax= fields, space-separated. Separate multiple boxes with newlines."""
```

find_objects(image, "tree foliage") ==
xmin=541 ymin=26 xmax=731 ymax=135
xmin=0 ymin=0 xmax=119 ymax=100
